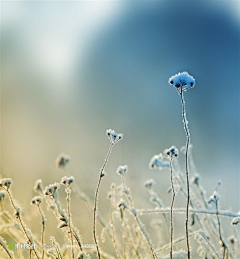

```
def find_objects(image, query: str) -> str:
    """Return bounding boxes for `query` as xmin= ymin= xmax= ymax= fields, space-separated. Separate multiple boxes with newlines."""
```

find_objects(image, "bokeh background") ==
xmin=1 ymin=0 xmax=239 ymax=254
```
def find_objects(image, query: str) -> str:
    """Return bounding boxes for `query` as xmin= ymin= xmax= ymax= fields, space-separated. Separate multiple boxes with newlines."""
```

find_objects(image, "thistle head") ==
xmin=169 ymin=71 xmax=195 ymax=91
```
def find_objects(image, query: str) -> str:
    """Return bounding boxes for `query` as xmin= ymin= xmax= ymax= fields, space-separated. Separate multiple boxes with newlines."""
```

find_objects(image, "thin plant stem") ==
xmin=216 ymin=201 xmax=227 ymax=259
xmin=37 ymin=205 xmax=45 ymax=259
xmin=179 ymin=87 xmax=191 ymax=259
xmin=6 ymin=189 xmax=40 ymax=259
xmin=93 ymin=143 xmax=114 ymax=259
xmin=0 ymin=241 xmax=13 ymax=259
xmin=66 ymin=188 xmax=74 ymax=259
xmin=170 ymin=160 xmax=175 ymax=259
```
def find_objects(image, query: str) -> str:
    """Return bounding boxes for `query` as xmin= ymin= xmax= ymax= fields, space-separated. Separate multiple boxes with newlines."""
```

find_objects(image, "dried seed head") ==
xmin=61 ymin=176 xmax=74 ymax=187
xmin=31 ymin=196 xmax=42 ymax=206
xmin=118 ymin=199 xmax=127 ymax=209
xmin=0 ymin=178 xmax=12 ymax=190
xmin=231 ymin=217 xmax=240 ymax=226
xmin=34 ymin=179 xmax=44 ymax=193
xmin=44 ymin=183 xmax=60 ymax=196
xmin=164 ymin=146 xmax=179 ymax=160
xmin=192 ymin=174 xmax=200 ymax=186
xmin=0 ymin=191 xmax=5 ymax=203
xmin=116 ymin=165 xmax=128 ymax=176
xmin=149 ymin=153 xmax=170 ymax=170
xmin=56 ymin=153 xmax=70 ymax=169
xmin=106 ymin=129 xmax=123 ymax=144
xmin=208 ymin=191 xmax=220 ymax=204
xmin=144 ymin=179 xmax=155 ymax=190
xmin=169 ymin=71 xmax=195 ymax=91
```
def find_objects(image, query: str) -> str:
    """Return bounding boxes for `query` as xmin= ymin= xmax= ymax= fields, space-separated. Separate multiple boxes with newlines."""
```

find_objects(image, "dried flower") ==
xmin=231 ymin=217 xmax=240 ymax=226
xmin=31 ymin=196 xmax=42 ymax=206
xmin=116 ymin=165 xmax=128 ymax=175
xmin=208 ymin=191 xmax=220 ymax=204
xmin=56 ymin=153 xmax=70 ymax=169
xmin=0 ymin=178 xmax=12 ymax=190
xmin=61 ymin=176 xmax=74 ymax=187
xmin=44 ymin=183 xmax=60 ymax=196
xmin=144 ymin=179 xmax=155 ymax=190
xmin=0 ymin=191 xmax=5 ymax=202
xmin=192 ymin=174 xmax=200 ymax=186
xmin=149 ymin=153 xmax=170 ymax=170
xmin=169 ymin=71 xmax=195 ymax=91
xmin=164 ymin=146 xmax=179 ymax=160
xmin=106 ymin=129 xmax=123 ymax=144
xmin=34 ymin=179 xmax=43 ymax=193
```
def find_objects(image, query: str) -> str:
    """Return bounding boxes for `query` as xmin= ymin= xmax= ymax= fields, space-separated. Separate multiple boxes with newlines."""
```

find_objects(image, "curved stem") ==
xmin=93 ymin=143 xmax=114 ymax=259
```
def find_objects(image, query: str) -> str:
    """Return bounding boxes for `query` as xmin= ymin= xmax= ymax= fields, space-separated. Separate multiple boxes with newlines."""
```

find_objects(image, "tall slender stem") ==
xmin=179 ymin=88 xmax=191 ymax=259
xmin=93 ymin=143 xmax=114 ymax=259
xmin=170 ymin=160 xmax=175 ymax=259
xmin=37 ymin=205 xmax=45 ymax=259
xmin=6 ymin=189 xmax=40 ymax=259
xmin=67 ymin=188 xmax=74 ymax=259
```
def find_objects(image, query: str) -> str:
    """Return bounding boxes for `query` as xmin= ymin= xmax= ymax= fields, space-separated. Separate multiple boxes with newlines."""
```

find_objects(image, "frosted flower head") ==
xmin=118 ymin=199 xmax=127 ymax=209
xmin=116 ymin=165 xmax=128 ymax=176
xmin=106 ymin=129 xmax=123 ymax=144
xmin=34 ymin=179 xmax=43 ymax=193
xmin=31 ymin=196 xmax=42 ymax=206
xmin=144 ymin=179 xmax=155 ymax=190
xmin=0 ymin=178 xmax=12 ymax=190
xmin=61 ymin=176 xmax=74 ymax=187
xmin=55 ymin=153 xmax=70 ymax=169
xmin=231 ymin=217 xmax=240 ymax=226
xmin=169 ymin=71 xmax=195 ymax=91
xmin=149 ymin=153 xmax=170 ymax=170
xmin=208 ymin=191 xmax=220 ymax=204
xmin=192 ymin=174 xmax=200 ymax=186
xmin=164 ymin=146 xmax=179 ymax=160
xmin=44 ymin=183 xmax=60 ymax=196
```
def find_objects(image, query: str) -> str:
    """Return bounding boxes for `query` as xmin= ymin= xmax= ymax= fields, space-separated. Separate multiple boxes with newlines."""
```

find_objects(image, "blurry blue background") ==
xmin=1 ymin=0 xmax=239 ymax=244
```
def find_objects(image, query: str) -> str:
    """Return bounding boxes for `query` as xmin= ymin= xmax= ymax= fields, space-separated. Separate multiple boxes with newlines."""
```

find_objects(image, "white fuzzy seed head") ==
xmin=106 ymin=129 xmax=123 ymax=144
xmin=164 ymin=146 xmax=179 ymax=160
xmin=55 ymin=153 xmax=70 ymax=169
xmin=169 ymin=71 xmax=195 ymax=91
